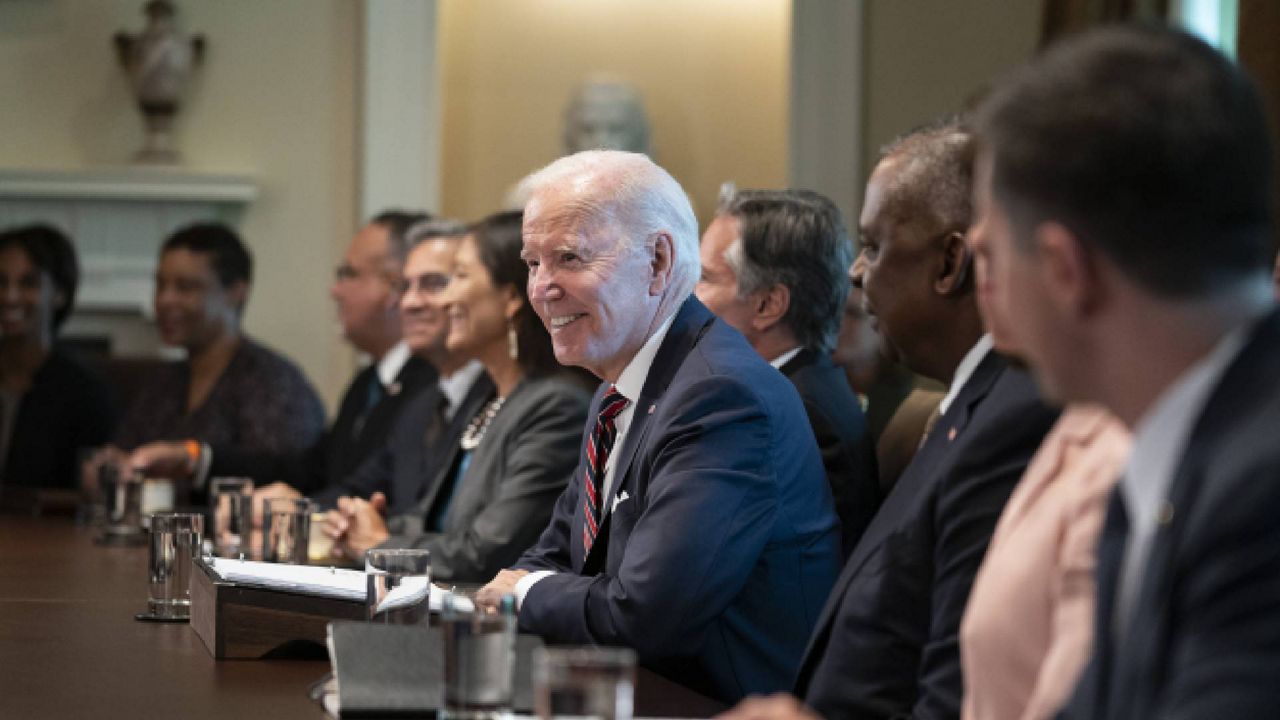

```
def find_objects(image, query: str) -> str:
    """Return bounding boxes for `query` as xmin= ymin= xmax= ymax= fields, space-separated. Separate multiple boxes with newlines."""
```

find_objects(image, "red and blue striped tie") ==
xmin=582 ymin=385 xmax=629 ymax=555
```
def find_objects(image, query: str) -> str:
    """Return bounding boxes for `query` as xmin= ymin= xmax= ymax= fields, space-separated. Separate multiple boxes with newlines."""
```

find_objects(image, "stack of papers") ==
xmin=206 ymin=558 xmax=474 ymax=612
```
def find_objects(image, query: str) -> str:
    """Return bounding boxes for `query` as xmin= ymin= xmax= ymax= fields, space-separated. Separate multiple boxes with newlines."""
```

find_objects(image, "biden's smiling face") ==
xmin=522 ymin=190 xmax=662 ymax=382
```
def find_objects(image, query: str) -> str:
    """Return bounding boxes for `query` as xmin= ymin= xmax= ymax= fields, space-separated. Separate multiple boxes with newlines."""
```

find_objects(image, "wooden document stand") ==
xmin=190 ymin=557 xmax=366 ymax=659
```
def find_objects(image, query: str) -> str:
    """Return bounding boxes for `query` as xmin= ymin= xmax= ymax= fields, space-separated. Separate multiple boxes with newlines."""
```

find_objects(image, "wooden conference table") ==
xmin=0 ymin=515 xmax=726 ymax=719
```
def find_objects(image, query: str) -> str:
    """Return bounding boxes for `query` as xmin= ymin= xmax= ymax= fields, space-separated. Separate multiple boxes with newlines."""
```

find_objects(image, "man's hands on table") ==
xmin=475 ymin=569 xmax=530 ymax=612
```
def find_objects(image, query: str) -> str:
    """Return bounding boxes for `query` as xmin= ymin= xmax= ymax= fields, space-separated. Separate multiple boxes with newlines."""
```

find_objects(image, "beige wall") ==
xmin=861 ymin=0 xmax=1042 ymax=185
xmin=438 ymin=0 xmax=791 ymax=227
xmin=0 ymin=0 xmax=359 ymax=412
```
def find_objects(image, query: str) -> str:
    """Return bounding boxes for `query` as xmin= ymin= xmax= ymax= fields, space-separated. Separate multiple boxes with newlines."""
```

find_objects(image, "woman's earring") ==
xmin=507 ymin=320 xmax=519 ymax=361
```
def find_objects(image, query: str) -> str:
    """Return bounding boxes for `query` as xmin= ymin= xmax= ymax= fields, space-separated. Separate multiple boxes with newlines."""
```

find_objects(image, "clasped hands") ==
xmin=80 ymin=441 xmax=196 ymax=495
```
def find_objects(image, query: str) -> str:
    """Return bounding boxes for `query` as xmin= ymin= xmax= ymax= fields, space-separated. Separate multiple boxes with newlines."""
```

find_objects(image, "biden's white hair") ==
xmin=522 ymin=150 xmax=700 ymax=319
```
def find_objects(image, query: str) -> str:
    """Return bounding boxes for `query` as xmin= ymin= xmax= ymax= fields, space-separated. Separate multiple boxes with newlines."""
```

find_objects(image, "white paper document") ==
xmin=207 ymin=558 xmax=474 ymax=612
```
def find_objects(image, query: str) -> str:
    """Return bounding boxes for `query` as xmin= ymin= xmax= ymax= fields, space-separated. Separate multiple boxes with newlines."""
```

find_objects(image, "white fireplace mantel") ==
xmin=0 ymin=166 xmax=258 ymax=315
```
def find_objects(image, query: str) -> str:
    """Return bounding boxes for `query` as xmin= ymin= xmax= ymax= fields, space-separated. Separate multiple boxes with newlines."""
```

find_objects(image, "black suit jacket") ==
xmin=313 ymin=371 xmax=495 ymax=514
xmin=1063 ymin=308 xmax=1280 ymax=720
xmin=795 ymin=349 xmax=1059 ymax=720
xmin=781 ymin=349 xmax=879 ymax=554
xmin=288 ymin=355 xmax=436 ymax=496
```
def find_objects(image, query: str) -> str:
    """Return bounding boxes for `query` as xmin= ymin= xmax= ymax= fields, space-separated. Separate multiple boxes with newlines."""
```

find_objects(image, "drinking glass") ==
xmin=262 ymin=497 xmax=313 ymax=564
xmin=98 ymin=465 xmax=145 ymax=545
xmin=364 ymin=548 xmax=432 ymax=624
xmin=208 ymin=477 xmax=254 ymax=557
xmin=442 ymin=595 xmax=517 ymax=720
xmin=144 ymin=512 xmax=204 ymax=621
xmin=534 ymin=646 xmax=637 ymax=720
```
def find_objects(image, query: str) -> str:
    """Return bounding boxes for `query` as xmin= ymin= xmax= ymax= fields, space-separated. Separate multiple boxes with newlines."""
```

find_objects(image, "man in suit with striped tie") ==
xmin=476 ymin=150 xmax=841 ymax=705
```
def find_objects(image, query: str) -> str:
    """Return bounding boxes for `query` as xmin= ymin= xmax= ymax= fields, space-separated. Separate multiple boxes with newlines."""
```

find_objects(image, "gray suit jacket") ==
xmin=384 ymin=371 xmax=591 ymax=583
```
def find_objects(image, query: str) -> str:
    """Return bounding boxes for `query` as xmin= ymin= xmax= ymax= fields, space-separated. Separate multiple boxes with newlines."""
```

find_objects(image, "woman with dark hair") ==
xmin=328 ymin=210 xmax=591 ymax=582
xmin=0 ymin=225 xmax=116 ymax=492
xmin=87 ymin=222 xmax=325 ymax=495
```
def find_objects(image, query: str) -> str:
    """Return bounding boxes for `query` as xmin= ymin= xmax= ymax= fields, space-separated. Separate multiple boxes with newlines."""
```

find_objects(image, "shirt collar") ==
xmin=938 ymin=334 xmax=994 ymax=416
xmin=613 ymin=311 xmax=677 ymax=403
xmin=375 ymin=341 xmax=412 ymax=388
xmin=1121 ymin=318 xmax=1255 ymax=522
xmin=438 ymin=359 xmax=486 ymax=418
xmin=769 ymin=346 xmax=803 ymax=370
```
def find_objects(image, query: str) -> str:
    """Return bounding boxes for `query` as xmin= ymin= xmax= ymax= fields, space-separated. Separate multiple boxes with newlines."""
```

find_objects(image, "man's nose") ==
xmin=850 ymin=253 xmax=867 ymax=290
xmin=529 ymin=268 xmax=561 ymax=302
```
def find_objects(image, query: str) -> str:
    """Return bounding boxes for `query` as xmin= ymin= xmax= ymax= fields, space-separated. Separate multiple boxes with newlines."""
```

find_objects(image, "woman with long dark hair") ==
xmin=0 ymin=225 xmax=115 ymax=493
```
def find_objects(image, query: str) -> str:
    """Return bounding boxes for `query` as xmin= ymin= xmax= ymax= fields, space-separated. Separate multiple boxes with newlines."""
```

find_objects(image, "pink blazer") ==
xmin=960 ymin=405 xmax=1131 ymax=720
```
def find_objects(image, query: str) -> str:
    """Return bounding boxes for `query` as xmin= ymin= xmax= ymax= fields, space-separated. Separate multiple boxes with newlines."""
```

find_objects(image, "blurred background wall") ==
xmin=3 ymin=0 xmax=1251 ymax=416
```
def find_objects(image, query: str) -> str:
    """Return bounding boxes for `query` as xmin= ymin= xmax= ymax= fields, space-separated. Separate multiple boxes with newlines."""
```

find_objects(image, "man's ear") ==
xmin=935 ymin=230 xmax=972 ymax=296
xmin=751 ymin=284 xmax=790 ymax=333
xmin=226 ymin=281 xmax=250 ymax=314
xmin=647 ymin=232 xmax=675 ymax=296
xmin=1035 ymin=221 xmax=1100 ymax=317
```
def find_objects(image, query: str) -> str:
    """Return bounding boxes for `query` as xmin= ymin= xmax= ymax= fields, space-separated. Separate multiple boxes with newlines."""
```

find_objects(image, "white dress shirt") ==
xmin=376 ymin=341 xmax=413 ymax=389
xmin=1112 ymin=320 xmax=1253 ymax=638
xmin=438 ymin=360 xmax=485 ymax=420
xmin=939 ymin=334 xmax=994 ymax=417
xmin=768 ymin=347 xmax=803 ymax=370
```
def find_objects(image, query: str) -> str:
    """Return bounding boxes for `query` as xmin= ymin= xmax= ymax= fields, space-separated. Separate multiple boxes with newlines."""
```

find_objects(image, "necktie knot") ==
xmin=598 ymin=385 xmax=629 ymax=423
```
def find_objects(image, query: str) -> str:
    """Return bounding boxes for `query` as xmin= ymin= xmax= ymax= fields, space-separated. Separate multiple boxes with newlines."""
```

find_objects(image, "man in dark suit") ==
xmin=970 ymin=26 xmax=1280 ymax=718
xmin=696 ymin=187 xmax=877 ymax=552
xmin=254 ymin=211 xmax=436 ymax=505
xmin=316 ymin=222 xmax=495 ymax=525
xmin=475 ymin=151 xmax=842 ymax=704
xmin=722 ymin=119 xmax=1059 ymax=720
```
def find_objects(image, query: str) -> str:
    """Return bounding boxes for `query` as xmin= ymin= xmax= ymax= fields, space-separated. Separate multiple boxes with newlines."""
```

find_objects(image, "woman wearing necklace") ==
xmin=329 ymin=210 xmax=591 ymax=583
xmin=0 ymin=225 xmax=116 ymax=497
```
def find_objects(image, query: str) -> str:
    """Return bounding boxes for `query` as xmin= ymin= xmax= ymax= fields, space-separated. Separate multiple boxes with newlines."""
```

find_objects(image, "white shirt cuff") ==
xmin=514 ymin=570 xmax=555 ymax=611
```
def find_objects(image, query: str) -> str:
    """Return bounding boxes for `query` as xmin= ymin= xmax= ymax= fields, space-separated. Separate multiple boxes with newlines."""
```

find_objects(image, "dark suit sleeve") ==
xmin=416 ymin=387 xmax=585 ymax=581
xmin=1155 ymin=454 xmax=1280 ymax=719
xmin=518 ymin=374 xmax=782 ymax=658
xmin=911 ymin=393 xmax=1059 ymax=720
xmin=308 ymin=440 xmax=396 ymax=509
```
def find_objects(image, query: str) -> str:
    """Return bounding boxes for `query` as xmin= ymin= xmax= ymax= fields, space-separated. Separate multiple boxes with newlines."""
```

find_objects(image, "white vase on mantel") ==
xmin=114 ymin=0 xmax=205 ymax=165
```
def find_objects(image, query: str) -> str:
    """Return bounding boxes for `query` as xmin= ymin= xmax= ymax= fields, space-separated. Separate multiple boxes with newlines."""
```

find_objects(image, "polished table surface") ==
xmin=0 ymin=515 xmax=337 ymax=719
xmin=0 ymin=515 xmax=725 ymax=719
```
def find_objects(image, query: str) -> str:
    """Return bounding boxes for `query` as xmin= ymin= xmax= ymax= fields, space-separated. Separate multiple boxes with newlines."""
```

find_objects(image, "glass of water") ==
xmin=262 ymin=497 xmax=314 ymax=564
xmin=208 ymin=477 xmax=254 ymax=557
xmin=364 ymin=548 xmax=431 ymax=624
xmin=442 ymin=594 xmax=517 ymax=720
xmin=534 ymin=646 xmax=637 ymax=720
xmin=145 ymin=512 xmax=204 ymax=620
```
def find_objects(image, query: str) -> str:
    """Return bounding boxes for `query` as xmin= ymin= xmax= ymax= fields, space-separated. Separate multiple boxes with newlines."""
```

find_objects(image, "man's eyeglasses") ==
xmin=334 ymin=264 xmax=371 ymax=283
xmin=398 ymin=272 xmax=451 ymax=296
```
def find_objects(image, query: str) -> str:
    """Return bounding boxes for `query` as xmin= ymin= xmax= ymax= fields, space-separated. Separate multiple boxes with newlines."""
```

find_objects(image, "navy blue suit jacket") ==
xmin=514 ymin=297 xmax=842 ymax=704
xmin=1063 ymin=308 xmax=1280 ymax=720
xmin=795 ymin=349 xmax=1059 ymax=720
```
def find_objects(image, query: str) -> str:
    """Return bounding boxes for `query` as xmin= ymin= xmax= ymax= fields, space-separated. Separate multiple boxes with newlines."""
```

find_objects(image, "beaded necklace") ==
xmin=459 ymin=395 xmax=506 ymax=450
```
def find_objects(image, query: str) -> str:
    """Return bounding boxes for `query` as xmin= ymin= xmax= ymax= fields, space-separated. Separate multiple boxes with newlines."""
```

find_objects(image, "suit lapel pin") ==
xmin=947 ymin=427 xmax=957 ymax=442
xmin=388 ymin=382 xmax=402 ymax=396
xmin=647 ymin=403 xmax=655 ymax=415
